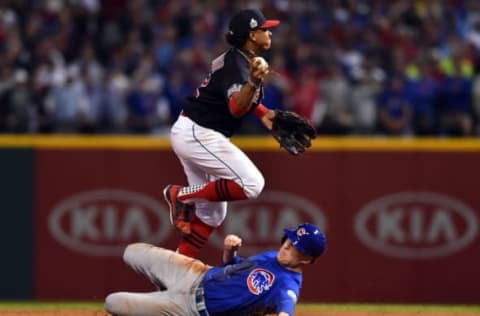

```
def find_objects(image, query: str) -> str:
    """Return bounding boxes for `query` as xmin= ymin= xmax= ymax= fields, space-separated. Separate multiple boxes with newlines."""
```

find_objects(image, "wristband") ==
xmin=247 ymin=78 xmax=260 ymax=89
xmin=254 ymin=104 xmax=269 ymax=118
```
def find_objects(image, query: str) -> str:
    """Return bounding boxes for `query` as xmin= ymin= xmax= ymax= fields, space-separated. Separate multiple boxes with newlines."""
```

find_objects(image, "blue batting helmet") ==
xmin=283 ymin=223 xmax=327 ymax=258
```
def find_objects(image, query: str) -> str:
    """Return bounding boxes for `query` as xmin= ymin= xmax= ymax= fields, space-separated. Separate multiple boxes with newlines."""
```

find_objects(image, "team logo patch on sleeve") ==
xmin=247 ymin=268 xmax=275 ymax=295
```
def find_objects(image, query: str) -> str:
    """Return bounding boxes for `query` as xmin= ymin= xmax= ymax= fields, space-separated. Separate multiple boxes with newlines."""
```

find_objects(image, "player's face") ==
xmin=277 ymin=239 xmax=311 ymax=268
xmin=254 ymin=28 xmax=272 ymax=50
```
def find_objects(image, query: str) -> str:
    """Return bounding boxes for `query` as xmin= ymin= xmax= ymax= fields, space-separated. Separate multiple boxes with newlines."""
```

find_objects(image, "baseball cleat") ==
xmin=163 ymin=184 xmax=194 ymax=234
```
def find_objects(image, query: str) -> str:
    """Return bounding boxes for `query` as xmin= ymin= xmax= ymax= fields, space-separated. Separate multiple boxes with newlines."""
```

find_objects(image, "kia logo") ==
xmin=209 ymin=191 xmax=327 ymax=254
xmin=355 ymin=192 xmax=478 ymax=259
xmin=49 ymin=190 xmax=171 ymax=256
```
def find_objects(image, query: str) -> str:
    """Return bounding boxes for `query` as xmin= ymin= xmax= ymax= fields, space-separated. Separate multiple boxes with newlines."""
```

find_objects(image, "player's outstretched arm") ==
xmin=260 ymin=109 xmax=275 ymax=130
xmin=222 ymin=234 xmax=242 ymax=264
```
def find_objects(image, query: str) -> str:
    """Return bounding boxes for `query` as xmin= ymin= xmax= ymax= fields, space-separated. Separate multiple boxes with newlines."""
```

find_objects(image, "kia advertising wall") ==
xmin=31 ymin=145 xmax=480 ymax=304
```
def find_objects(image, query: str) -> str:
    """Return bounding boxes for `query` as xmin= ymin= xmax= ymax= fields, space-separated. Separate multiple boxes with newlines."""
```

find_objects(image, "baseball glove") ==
xmin=271 ymin=110 xmax=317 ymax=155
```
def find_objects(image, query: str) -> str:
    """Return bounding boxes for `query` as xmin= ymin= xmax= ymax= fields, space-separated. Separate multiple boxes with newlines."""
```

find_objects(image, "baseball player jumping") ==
xmin=105 ymin=222 xmax=327 ymax=316
xmin=162 ymin=8 xmax=281 ymax=257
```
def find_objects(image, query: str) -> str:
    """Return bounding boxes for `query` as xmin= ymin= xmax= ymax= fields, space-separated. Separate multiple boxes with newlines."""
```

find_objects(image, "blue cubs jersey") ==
xmin=201 ymin=251 xmax=302 ymax=316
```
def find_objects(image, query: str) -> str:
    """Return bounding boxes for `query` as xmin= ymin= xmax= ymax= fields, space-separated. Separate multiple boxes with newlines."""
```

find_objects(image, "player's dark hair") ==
xmin=225 ymin=31 xmax=248 ymax=49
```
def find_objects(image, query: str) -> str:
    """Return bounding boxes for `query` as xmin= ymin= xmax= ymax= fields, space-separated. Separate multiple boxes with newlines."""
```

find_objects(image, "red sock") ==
xmin=178 ymin=179 xmax=248 ymax=202
xmin=177 ymin=218 xmax=215 ymax=258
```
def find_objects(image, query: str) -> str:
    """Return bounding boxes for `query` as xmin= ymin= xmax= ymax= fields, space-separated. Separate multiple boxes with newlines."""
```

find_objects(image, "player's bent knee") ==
xmin=243 ymin=175 xmax=265 ymax=199
xmin=123 ymin=242 xmax=149 ymax=264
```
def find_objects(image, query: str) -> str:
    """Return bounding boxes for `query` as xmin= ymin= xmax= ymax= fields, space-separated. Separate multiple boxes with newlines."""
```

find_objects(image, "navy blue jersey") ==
xmin=201 ymin=251 xmax=302 ymax=316
xmin=182 ymin=48 xmax=264 ymax=137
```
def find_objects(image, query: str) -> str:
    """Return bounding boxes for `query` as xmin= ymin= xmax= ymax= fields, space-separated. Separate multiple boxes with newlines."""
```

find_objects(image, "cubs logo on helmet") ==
xmin=296 ymin=227 xmax=308 ymax=237
xmin=284 ymin=223 xmax=327 ymax=258
xmin=247 ymin=268 xmax=275 ymax=295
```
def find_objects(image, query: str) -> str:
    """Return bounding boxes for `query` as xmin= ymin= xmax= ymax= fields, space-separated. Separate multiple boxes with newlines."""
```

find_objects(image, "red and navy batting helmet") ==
xmin=283 ymin=223 xmax=327 ymax=258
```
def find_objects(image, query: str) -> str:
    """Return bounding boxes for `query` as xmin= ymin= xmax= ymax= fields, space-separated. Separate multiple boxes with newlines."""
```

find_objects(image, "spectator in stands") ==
xmin=317 ymin=63 xmax=353 ymax=135
xmin=405 ymin=60 xmax=439 ymax=135
xmin=438 ymin=54 xmax=474 ymax=136
xmin=1 ymin=69 xmax=34 ymax=133
xmin=292 ymin=66 xmax=322 ymax=128
xmin=377 ymin=75 xmax=413 ymax=135
xmin=349 ymin=58 xmax=384 ymax=134
xmin=0 ymin=0 xmax=478 ymax=136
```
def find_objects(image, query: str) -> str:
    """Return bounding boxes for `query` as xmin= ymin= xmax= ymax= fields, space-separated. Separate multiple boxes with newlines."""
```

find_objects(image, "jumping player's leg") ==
xmin=177 ymin=215 xmax=216 ymax=257
xmin=173 ymin=162 xmax=223 ymax=256
xmin=166 ymin=115 xmax=264 ymax=246
xmin=178 ymin=162 xmax=229 ymax=226
xmin=170 ymin=115 xmax=265 ymax=203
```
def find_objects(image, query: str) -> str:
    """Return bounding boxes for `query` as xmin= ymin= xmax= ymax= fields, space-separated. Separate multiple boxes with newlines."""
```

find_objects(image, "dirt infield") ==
xmin=0 ymin=312 xmax=109 ymax=316
xmin=0 ymin=312 xmax=106 ymax=316
xmin=1 ymin=311 xmax=480 ymax=316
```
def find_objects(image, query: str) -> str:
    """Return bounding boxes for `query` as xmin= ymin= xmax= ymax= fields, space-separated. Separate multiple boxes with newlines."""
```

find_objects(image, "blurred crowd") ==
xmin=2 ymin=0 xmax=480 ymax=136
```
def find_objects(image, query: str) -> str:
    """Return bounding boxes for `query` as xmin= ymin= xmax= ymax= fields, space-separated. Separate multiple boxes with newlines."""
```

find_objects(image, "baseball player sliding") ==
xmin=164 ymin=9 xmax=316 ymax=258
xmin=105 ymin=223 xmax=327 ymax=316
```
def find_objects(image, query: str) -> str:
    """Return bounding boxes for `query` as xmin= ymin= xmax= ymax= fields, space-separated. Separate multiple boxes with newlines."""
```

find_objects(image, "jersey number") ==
xmin=194 ymin=53 xmax=226 ymax=97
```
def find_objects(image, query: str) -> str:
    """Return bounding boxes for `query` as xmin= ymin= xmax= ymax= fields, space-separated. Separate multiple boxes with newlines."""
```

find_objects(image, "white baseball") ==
xmin=253 ymin=56 xmax=269 ymax=72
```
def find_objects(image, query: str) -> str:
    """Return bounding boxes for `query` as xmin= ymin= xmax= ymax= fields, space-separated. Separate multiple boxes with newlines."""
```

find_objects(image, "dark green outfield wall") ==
xmin=0 ymin=149 xmax=34 ymax=298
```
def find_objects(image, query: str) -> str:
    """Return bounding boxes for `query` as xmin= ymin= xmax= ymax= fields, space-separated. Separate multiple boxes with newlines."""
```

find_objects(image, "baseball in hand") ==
xmin=252 ymin=56 xmax=269 ymax=72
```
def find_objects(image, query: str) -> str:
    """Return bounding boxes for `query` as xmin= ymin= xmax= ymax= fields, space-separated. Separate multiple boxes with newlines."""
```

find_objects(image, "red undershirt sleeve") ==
xmin=253 ymin=104 xmax=269 ymax=118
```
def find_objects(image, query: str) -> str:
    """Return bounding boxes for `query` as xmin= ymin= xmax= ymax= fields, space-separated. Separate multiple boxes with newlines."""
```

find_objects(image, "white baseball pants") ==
xmin=170 ymin=115 xmax=265 ymax=227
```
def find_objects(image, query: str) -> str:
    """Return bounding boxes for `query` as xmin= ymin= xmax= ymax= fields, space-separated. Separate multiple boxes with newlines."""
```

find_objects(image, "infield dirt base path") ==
xmin=1 ymin=311 xmax=480 ymax=316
